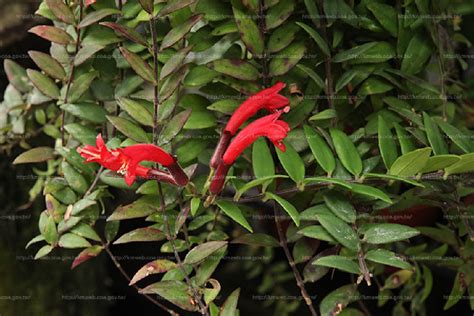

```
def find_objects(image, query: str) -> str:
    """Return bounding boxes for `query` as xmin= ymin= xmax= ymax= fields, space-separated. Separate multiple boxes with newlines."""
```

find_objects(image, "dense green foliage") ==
xmin=1 ymin=0 xmax=474 ymax=315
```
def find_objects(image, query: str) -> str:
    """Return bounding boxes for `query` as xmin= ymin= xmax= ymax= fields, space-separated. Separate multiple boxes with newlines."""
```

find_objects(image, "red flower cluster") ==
xmin=77 ymin=83 xmax=290 ymax=194
xmin=209 ymin=83 xmax=291 ymax=195
xmin=210 ymin=82 xmax=289 ymax=169
xmin=78 ymin=134 xmax=188 ymax=186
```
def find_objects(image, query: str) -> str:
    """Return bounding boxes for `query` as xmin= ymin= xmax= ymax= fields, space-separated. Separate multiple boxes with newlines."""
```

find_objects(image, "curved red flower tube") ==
xmin=210 ymin=82 xmax=289 ymax=168
xmin=78 ymin=134 xmax=188 ymax=186
xmin=210 ymin=111 xmax=290 ymax=195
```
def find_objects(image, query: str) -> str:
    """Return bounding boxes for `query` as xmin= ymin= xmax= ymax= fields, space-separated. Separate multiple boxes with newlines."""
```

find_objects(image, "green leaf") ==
xmin=276 ymin=141 xmax=305 ymax=184
xmin=323 ymin=191 xmax=356 ymax=223
xmin=61 ymin=103 xmax=107 ymax=123
xmin=296 ymin=22 xmax=330 ymax=56
xmin=71 ymin=245 xmax=103 ymax=269
xmin=117 ymin=97 xmax=153 ymax=127
xmin=46 ymin=0 xmax=75 ymax=24
xmin=313 ymin=255 xmax=360 ymax=274
xmin=208 ymin=59 xmax=259 ymax=81
xmin=4 ymin=59 xmax=30 ymax=92
xmin=444 ymin=153 xmax=474 ymax=175
xmin=74 ymin=44 xmax=106 ymax=66
xmin=220 ymin=288 xmax=240 ymax=316
xmin=62 ymin=161 xmax=88 ymax=194
xmin=106 ymin=115 xmax=149 ymax=143
xmin=444 ymin=272 xmax=465 ymax=310
xmin=27 ymin=69 xmax=59 ymax=99
xmin=28 ymin=51 xmax=66 ymax=81
xmin=100 ymin=22 xmax=147 ymax=46
xmin=303 ymin=177 xmax=352 ymax=189
xmin=59 ymin=233 xmax=92 ymax=249
xmin=29 ymin=25 xmax=73 ymax=45
xmin=357 ymin=77 xmax=393 ymax=96
xmin=232 ymin=233 xmax=280 ymax=247
xmin=437 ymin=121 xmax=473 ymax=154
xmin=183 ymin=241 xmax=228 ymax=265
xmin=316 ymin=213 xmax=359 ymax=250
xmin=232 ymin=0 xmax=263 ymax=55
xmin=119 ymin=47 xmax=155 ymax=83
xmin=367 ymin=3 xmax=398 ymax=37
xmin=332 ymin=42 xmax=377 ymax=63
xmin=216 ymin=200 xmax=253 ymax=232
xmin=184 ymin=110 xmax=216 ymax=129
xmin=160 ymin=109 xmax=192 ymax=144
xmin=297 ymin=64 xmax=325 ymax=90
xmin=393 ymin=122 xmax=416 ymax=154
xmin=335 ymin=69 xmax=360 ymax=93
xmin=129 ymin=259 xmax=177 ymax=285
xmin=265 ymin=0 xmax=295 ymax=29
xmin=423 ymin=113 xmax=448 ymax=155
xmin=421 ymin=155 xmax=460 ymax=173
xmin=266 ymin=192 xmax=300 ymax=227
xmin=138 ymin=0 xmax=154 ymax=13
xmin=184 ymin=65 xmax=218 ymax=87
xmin=330 ymin=128 xmax=362 ymax=176
xmin=389 ymin=147 xmax=432 ymax=177
xmin=378 ymin=116 xmax=398 ymax=169
xmin=79 ymin=8 xmax=121 ymax=28
xmin=159 ymin=65 xmax=188 ymax=103
xmin=161 ymin=15 xmax=203 ymax=50
xmin=401 ymin=32 xmax=433 ymax=75
xmin=252 ymin=138 xmax=275 ymax=179
xmin=195 ymin=247 xmax=226 ymax=286
xmin=160 ymin=46 xmax=193 ymax=80
xmin=158 ymin=0 xmax=197 ymax=17
xmin=267 ymin=23 xmax=300 ymax=53
xmin=140 ymin=281 xmax=197 ymax=311
xmin=309 ymin=109 xmax=337 ymax=121
xmin=64 ymin=123 xmax=97 ymax=145
xmin=114 ymin=227 xmax=166 ymax=244
xmin=69 ymin=71 xmax=98 ymax=102
xmin=298 ymin=225 xmax=336 ymax=243
xmin=39 ymin=211 xmax=58 ymax=244
xmin=35 ymin=245 xmax=53 ymax=259
xmin=269 ymin=42 xmax=306 ymax=76
xmin=304 ymin=125 xmax=336 ymax=175
xmin=320 ymin=284 xmax=359 ymax=316
xmin=207 ymin=99 xmax=240 ymax=115
xmin=234 ymin=175 xmax=288 ymax=201
xmin=350 ymin=183 xmax=392 ymax=204
xmin=365 ymin=249 xmax=411 ymax=269
xmin=13 ymin=147 xmax=54 ymax=164
xmin=364 ymin=173 xmax=423 ymax=187
xmin=363 ymin=224 xmax=419 ymax=244
xmin=107 ymin=200 xmax=158 ymax=221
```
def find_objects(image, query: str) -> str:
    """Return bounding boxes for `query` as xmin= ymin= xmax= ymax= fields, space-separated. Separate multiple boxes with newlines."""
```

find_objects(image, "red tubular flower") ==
xmin=210 ymin=82 xmax=289 ymax=168
xmin=78 ymin=134 xmax=188 ymax=186
xmin=209 ymin=112 xmax=290 ymax=195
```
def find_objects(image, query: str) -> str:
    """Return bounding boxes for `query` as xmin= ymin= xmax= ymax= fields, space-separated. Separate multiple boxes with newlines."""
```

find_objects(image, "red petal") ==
xmin=120 ymin=144 xmax=175 ymax=166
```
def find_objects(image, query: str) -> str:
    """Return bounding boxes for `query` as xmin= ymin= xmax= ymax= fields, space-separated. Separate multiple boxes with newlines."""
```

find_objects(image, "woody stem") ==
xmin=273 ymin=202 xmax=318 ymax=316
xmin=157 ymin=183 xmax=209 ymax=315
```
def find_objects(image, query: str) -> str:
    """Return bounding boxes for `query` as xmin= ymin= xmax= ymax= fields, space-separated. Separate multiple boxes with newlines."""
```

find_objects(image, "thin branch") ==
xmin=61 ymin=0 xmax=84 ymax=146
xmin=273 ymin=202 xmax=318 ymax=316
xmin=84 ymin=166 xmax=104 ymax=197
xmin=229 ymin=170 xmax=468 ymax=203
xmin=258 ymin=0 xmax=269 ymax=87
xmin=318 ymin=0 xmax=335 ymax=125
xmin=103 ymin=245 xmax=179 ymax=315
xmin=150 ymin=16 xmax=160 ymax=144
xmin=157 ymin=183 xmax=209 ymax=316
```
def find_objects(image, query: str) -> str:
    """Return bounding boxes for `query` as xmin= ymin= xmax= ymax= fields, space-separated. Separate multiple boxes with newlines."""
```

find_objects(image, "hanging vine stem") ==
xmin=258 ymin=0 xmax=269 ymax=87
xmin=435 ymin=23 xmax=448 ymax=121
xmin=273 ymin=202 xmax=318 ymax=316
xmin=150 ymin=15 xmax=160 ymax=144
xmin=317 ymin=0 xmax=335 ymax=125
xmin=157 ymin=182 xmax=210 ymax=316
xmin=102 ymin=244 xmax=179 ymax=315
xmin=111 ymin=0 xmax=124 ymax=138
xmin=61 ymin=0 xmax=84 ymax=146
